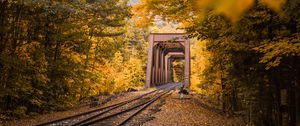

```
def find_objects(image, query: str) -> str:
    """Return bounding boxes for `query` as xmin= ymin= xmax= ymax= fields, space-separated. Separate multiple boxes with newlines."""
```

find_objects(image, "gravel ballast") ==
xmin=141 ymin=91 xmax=228 ymax=126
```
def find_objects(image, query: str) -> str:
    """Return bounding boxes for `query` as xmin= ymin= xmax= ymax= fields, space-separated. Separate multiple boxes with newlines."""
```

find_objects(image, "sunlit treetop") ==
xmin=132 ymin=0 xmax=286 ymax=27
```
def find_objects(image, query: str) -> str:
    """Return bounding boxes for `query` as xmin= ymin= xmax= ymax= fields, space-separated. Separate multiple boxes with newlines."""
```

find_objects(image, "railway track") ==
xmin=36 ymin=84 xmax=177 ymax=126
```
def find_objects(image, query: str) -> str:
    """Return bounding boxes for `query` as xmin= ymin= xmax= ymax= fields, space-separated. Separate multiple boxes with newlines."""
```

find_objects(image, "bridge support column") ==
xmin=168 ymin=57 xmax=171 ymax=83
xmin=160 ymin=49 xmax=164 ymax=84
xmin=151 ymin=46 xmax=155 ymax=87
xmin=184 ymin=39 xmax=190 ymax=87
xmin=155 ymin=46 xmax=160 ymax=85
xmin=169 ymin=58 xmax=174 ymax=83
xmin=146 ymin=35 xmax=154 ymax=88
xmin=162 ymin=50 xmax=166 ymax=83
xmin=157 ymin=47 xmax=161 ymax=85
xmin=165 ymin=55 xmax=169 ymax=83
xmin=152 ymin=46 xmax=157 ymax=86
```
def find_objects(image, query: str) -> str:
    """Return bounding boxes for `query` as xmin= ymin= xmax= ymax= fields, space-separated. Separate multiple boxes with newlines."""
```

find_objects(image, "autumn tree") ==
xmin=133 ymin=0 xmax=300 ymax=125
xmin=0 ymin=0 xmax=149 ymax=121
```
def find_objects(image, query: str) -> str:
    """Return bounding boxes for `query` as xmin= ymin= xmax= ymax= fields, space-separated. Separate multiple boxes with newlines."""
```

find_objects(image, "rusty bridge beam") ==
xmin=184 ymin=39 xmax=190 ymax=87
xmin=145 ymin=33 xmax=190 ymax=88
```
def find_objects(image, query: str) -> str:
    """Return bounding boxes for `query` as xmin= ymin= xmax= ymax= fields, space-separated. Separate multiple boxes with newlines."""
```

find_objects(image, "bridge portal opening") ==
xmin=145 ymin=33 xmax=190 ymax=88
xmin=172 ymin=59 xmax=184 ymax=83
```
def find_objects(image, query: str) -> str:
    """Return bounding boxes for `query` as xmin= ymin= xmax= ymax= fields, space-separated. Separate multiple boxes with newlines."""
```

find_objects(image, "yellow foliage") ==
xmin=123 ymin=57 xmax=145 ymax=88
xmin=16 ymin=41 xmax=40 ymax=64
xmin=131 ymin=0 xmax=153 ymax=27
xmin=172 ymin=61 xmax=184 ymax=82
xmin=190 ymin=39 xmax=225 ymax=97
xmin=260 ymin=0 xmax=286 ymax=12
xmin=216 ymin=0 xmax=254 ymax=22
xmin=206 ymin=83 xmax=222 ymax=99
xmin=254 ymin=34 xmax=300 ymax=69
xmin=195 ymin=0 xmax=254 ymax=22
xmin=195 ymin=0 xmax=213 ymax=7
xmin=191 ymin=40 xmax=211 ymax=94
xmin=133 ymin=0 xmax=286 ymax=26
xmin=89 ymin=52 xmax=145 ymax=95
xmin=150 ymin=22 xmax=185 ymax=33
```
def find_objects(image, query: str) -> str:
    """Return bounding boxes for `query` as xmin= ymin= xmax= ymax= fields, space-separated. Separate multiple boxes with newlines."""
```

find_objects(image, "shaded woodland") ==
xmin=0 ymin=0 xmax=299 ymax=126
xmin=0 ymin=0 xmax=148 ymax=120
xmin=134 ymin=0 xmax=300 ymax=125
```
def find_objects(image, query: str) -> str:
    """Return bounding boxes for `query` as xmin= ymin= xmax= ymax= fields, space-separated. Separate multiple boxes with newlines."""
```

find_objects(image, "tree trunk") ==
xmin=296 ymin=57 xmax=300 ymax=126
xmin=274 ymin=70 xmax=282 ymax=126
xmin=0 ymin=0 xmax=7 ymax=55
xmin=288 ymin=57 xmax=298 ymax=126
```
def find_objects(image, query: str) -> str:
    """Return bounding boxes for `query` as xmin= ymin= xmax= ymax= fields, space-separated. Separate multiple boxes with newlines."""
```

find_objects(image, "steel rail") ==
xmin=78 ymin=86 xmax=176 ymax=126
xmin=35 ymin=88 xmax=160 ymax=126
xmin=117 ymin=90 xmax=174 ymax=126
